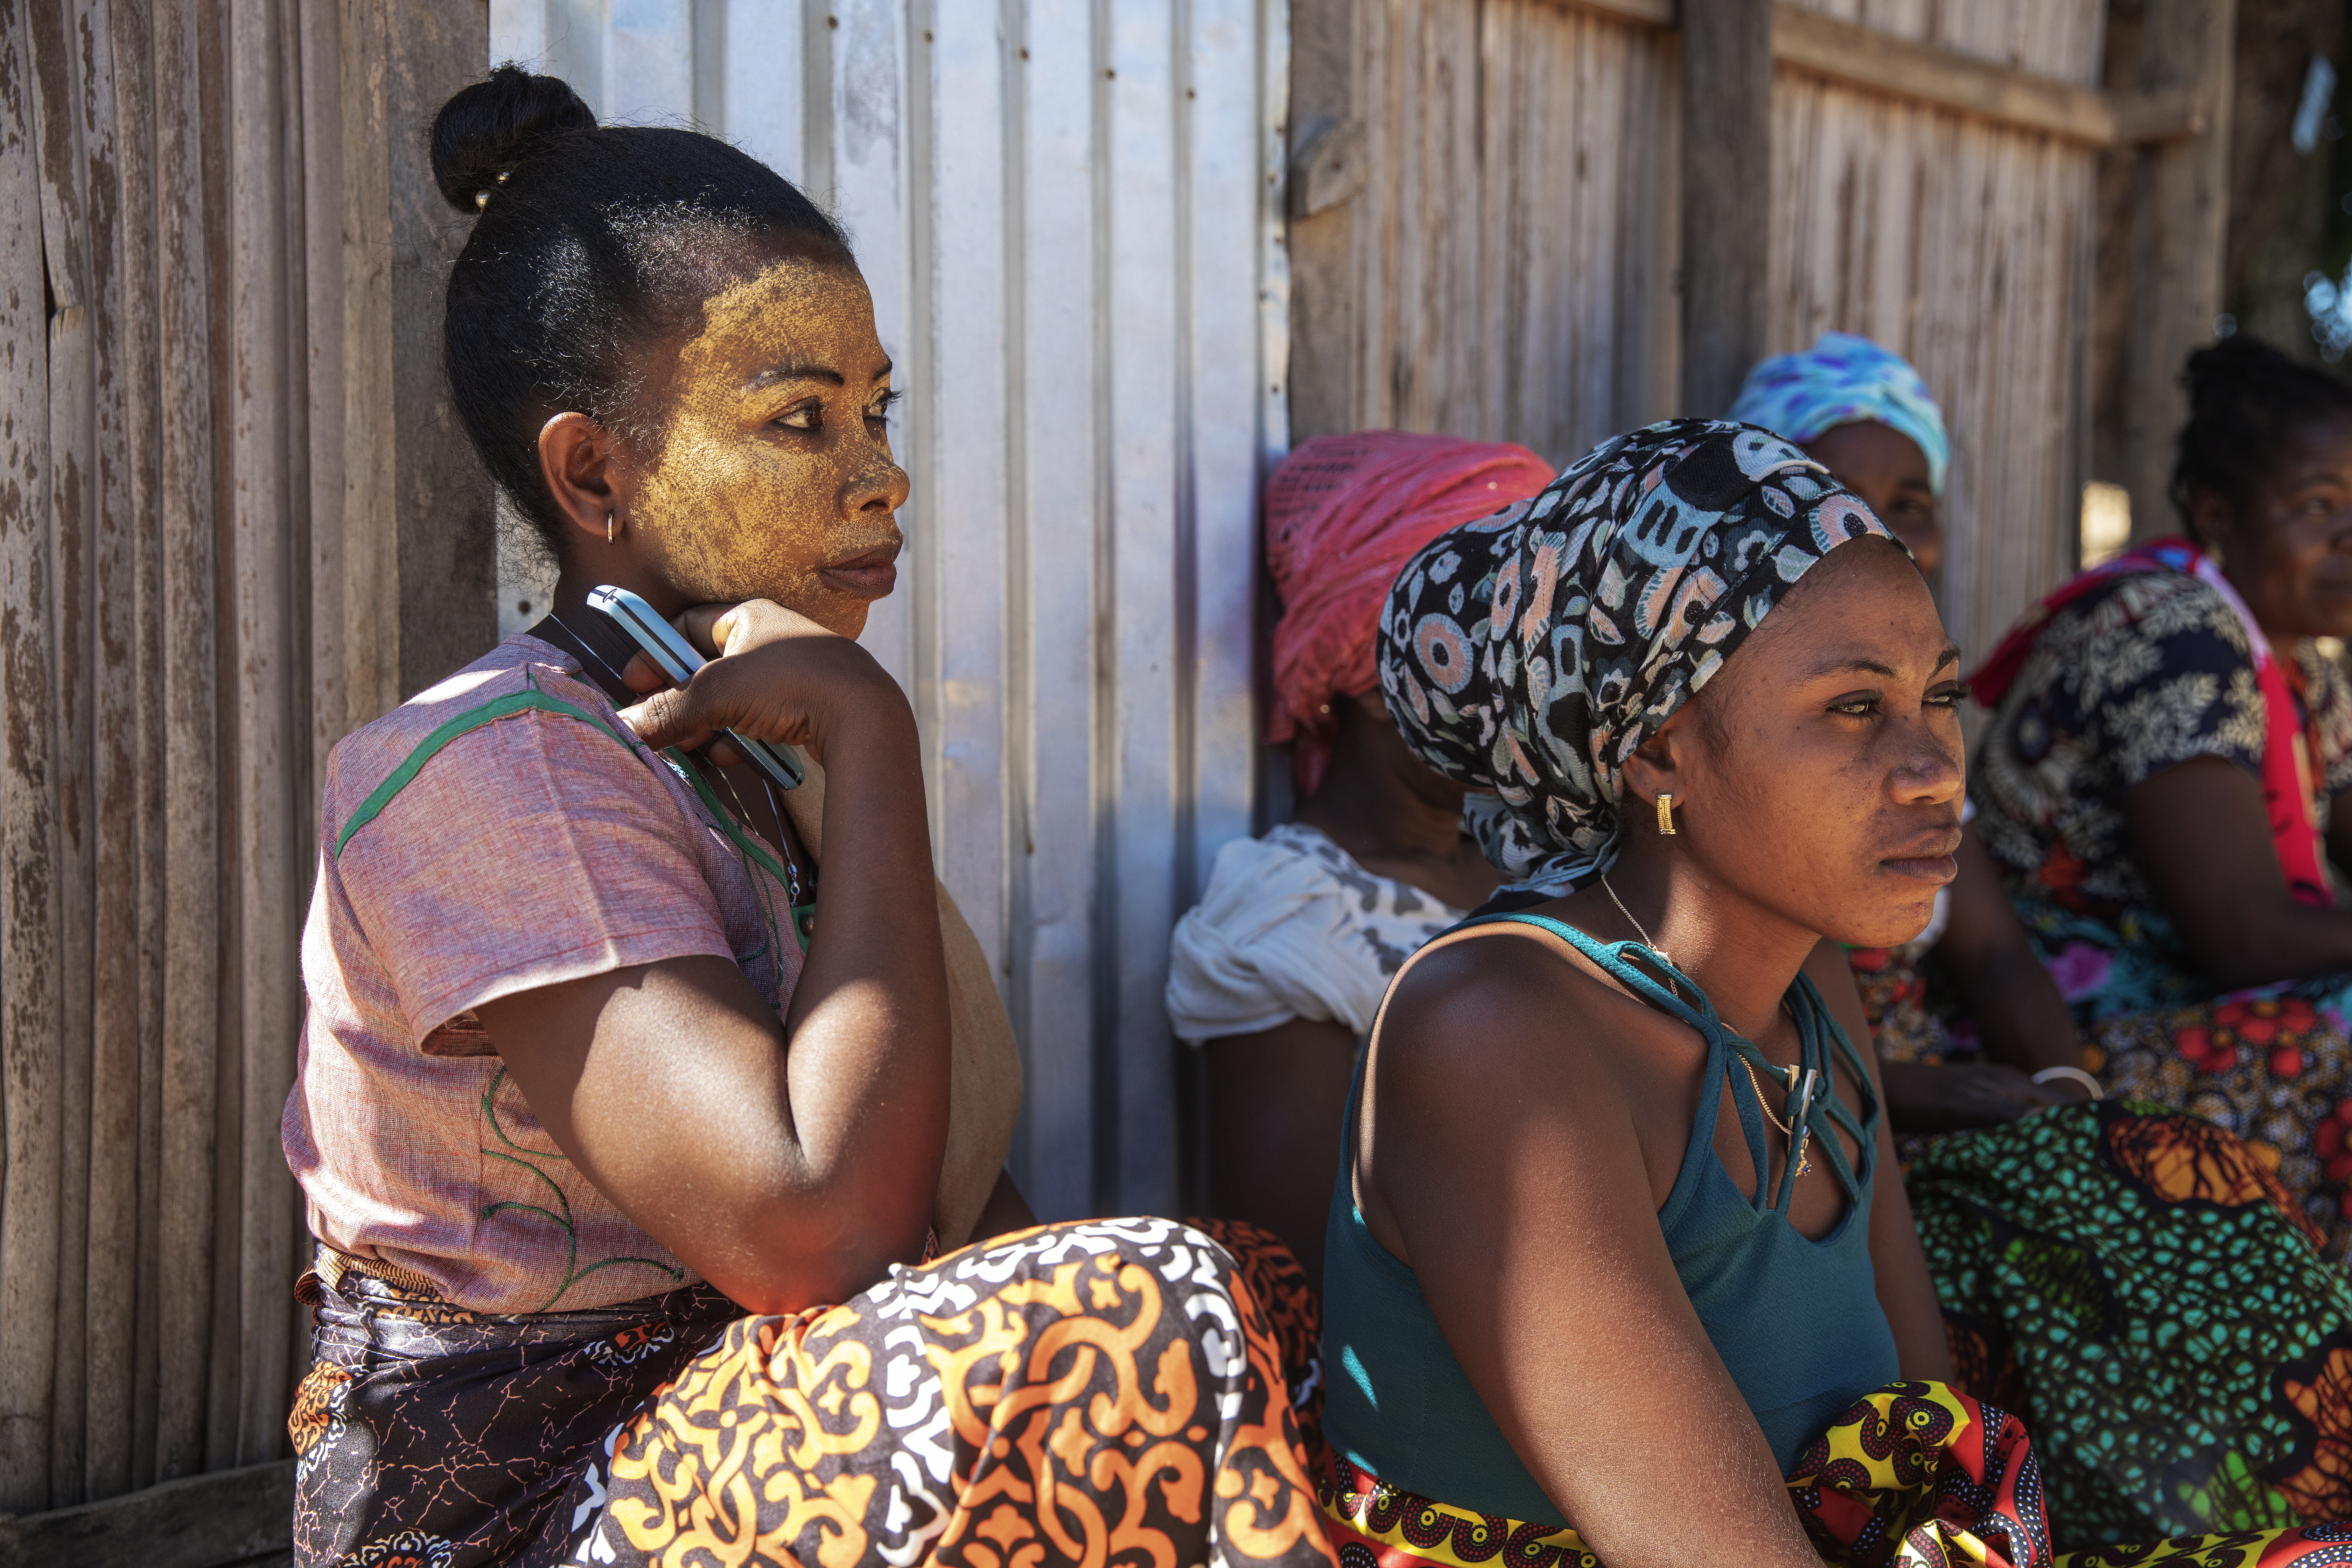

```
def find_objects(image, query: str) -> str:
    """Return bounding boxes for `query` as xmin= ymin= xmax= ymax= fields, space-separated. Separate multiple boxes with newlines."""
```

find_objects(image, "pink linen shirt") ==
xmin=283 ymin=634 xmax=805 ymax=1314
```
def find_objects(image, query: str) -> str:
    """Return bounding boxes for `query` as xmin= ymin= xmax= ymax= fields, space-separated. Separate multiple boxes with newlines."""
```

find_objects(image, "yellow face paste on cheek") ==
xmin=631 ymin=256 xmax=906 ymax=632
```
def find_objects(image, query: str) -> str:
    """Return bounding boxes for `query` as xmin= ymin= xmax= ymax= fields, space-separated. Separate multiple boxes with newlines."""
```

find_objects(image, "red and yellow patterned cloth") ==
xmin=1318 ymin=1381 xmax=2352 ymax=1568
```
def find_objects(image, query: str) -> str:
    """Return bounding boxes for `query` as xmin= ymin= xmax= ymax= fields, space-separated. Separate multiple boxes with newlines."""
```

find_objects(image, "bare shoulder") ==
xmin=1358 ymin=914 xmax=1686 ymax=1268
xmin=1373 ymin=919 xmax=1659 ymax=1102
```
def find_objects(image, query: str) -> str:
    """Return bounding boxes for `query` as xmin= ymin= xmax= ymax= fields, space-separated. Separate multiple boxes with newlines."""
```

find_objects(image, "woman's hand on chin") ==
xmin=615 ymin=597 xmax=911 ymax=771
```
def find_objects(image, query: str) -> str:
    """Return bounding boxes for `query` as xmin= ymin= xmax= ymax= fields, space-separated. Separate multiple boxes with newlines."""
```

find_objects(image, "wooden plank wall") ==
xmin=1293 ymin=0 xmax=2103 ymax=669
xmin=0 ymin=0 xmax=489 ymax=1513
xmin=1770 ymin=0 xmax=2104 ymax=667
xmin=1288 ymin=0 xmax=1682 ymax=460
xmin=491 ymin=0 xmax=1291 ymax=1221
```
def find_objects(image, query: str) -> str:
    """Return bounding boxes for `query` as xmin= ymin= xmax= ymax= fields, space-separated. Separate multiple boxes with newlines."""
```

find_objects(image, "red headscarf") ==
xmin=1265 ymin=431 xmax=1554 ymax=794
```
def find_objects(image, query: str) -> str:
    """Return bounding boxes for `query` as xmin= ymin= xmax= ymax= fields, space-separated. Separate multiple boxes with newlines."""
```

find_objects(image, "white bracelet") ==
xmin=2032 ymin=1065 xmax=2104 ymax=1100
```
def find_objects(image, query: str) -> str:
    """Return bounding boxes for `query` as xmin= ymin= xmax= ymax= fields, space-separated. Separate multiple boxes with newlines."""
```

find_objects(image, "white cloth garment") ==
xmin=1166 ymin=822 xmax=1468 ymax=1043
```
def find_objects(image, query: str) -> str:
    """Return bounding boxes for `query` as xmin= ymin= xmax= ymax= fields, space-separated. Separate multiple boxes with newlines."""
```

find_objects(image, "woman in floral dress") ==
xmin=1971 ymin=337 xmax=2352 ymax=1258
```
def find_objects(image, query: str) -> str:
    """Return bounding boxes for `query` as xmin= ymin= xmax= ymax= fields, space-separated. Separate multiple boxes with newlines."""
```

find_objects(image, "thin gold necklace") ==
xmin=1598 ymin=874 xmax=1666 ymax=964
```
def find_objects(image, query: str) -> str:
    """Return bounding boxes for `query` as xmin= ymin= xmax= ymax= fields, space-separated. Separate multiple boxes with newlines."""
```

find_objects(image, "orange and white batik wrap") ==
xmin=551 ymin=1218 xmax=1336 ymax=1568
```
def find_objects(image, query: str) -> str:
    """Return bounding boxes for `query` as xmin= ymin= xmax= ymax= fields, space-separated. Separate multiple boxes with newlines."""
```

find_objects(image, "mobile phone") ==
xmin=587 ymin=585 xmax=805 ymax=791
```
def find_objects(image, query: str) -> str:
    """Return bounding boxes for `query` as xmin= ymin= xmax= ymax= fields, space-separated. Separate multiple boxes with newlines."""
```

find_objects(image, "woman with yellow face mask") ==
xmin=280 ymin=67 xmax=1331 ymax=1568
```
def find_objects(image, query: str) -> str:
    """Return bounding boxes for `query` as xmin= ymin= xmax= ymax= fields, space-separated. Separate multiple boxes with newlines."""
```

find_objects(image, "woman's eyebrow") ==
xmin=1800 ymin=643 xmax=1960 ymax=679
xmin=744 ymin=360 xmax=894 ymax=391
xmin=1804 ymin=653 xmax=1898 ymax=679
xmin=747 ymin=363 xmax=845 ymax=389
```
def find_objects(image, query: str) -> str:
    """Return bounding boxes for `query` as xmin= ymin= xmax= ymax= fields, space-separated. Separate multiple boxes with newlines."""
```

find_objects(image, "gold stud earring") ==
xmin=607 ymin=511 xmax=616 ymax=545
xmin=1657 ymin=793 xmax=1677 ymax=835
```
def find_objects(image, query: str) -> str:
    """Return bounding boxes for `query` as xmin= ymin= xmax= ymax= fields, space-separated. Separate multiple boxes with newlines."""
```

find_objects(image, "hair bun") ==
xmin=2183 ymin=336 xmax=2301 ymax=414
xmin=430 ymin=65 xmax=597 ymax=215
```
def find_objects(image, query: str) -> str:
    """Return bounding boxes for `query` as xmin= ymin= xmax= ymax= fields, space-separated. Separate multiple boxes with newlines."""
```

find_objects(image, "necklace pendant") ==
xmin=1792 ymin=1128 xmax=1812 ymax=1181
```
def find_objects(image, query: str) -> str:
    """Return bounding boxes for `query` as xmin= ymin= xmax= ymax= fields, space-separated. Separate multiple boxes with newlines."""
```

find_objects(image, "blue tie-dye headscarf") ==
xmin=1726 ymin=331 xmax=1950 ymax=496
xmin=1376 ymin=419 xmax=1902 ymax=895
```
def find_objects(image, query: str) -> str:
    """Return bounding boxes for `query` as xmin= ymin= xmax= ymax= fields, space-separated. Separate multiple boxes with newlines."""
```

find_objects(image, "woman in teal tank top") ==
xmin=1306 ymin=419 xmax=2352 ymax=1568
xmin=1320 ymin=421 xmax=1967 ymax=1567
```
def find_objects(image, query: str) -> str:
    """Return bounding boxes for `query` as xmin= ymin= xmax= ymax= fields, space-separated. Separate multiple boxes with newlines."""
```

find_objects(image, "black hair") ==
xmin=2172 ymin=336 xmax=2352 ymax=536
xmin=431 ymin=65 xmax=854 ymax=560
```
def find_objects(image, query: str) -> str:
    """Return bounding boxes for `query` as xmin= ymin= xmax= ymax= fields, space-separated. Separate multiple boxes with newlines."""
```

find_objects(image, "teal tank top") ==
xmin=1320 ymin=911 xmax=1899 ymax=1526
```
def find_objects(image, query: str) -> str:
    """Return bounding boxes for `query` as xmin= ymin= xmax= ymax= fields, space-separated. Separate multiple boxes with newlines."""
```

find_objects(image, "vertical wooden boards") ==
xmin=1298 ymin=0 xmax=1679 ymax=462
xmin=109 ymin=0 xmax=167 ymax=1494
xmin=0 ymin=0 xmax=63 ymax=1514
xmin=226 ymin=0 xmax=301 ymax=1463
xmin=147 ymin=0 xmax=222 ymax=1486
xmin=0 ymin=0 xmax=486 ymax=1508
xmin=571 ymin=0 xmax=1288 ymax=1216
xmin=1293 ymin=0 xmax=2097 ymax=673
xmin=1681 ymin=0 xmax=1772 ymax=416
xmin=387 ymin=4 xmax=495 ymax=701
xmin=79 ymin=0 xmax=144 ymax=1507
xmin=338 ymin=1 xmax=396 ymax=734
xmin=26 ymin=0 xmax=97 ymax=1511
xmin=1768 ymin=0 xmax=2104 ymax=671
xmin=2120 ymin=0 xmax=2235 ymax=536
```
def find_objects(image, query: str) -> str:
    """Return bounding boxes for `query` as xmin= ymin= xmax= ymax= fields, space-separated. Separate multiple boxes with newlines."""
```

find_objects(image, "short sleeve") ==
xmin=332 ymin=708 xmax=737 ymax=1044
xmin=2301 ymin=644 xmax=2352 ymax=799
xmin=2077 ymin=580 xmax=2267 ymax=792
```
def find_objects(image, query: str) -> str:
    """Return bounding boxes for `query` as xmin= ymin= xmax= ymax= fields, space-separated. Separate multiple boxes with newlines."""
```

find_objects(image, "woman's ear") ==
xmin=2187 ymin=486 xmax=2237 ymax=562
xmin=538 ymin=411 xmax=630 ymax=545
xmin=1619 ymin=709 xmax=1694 ymax=818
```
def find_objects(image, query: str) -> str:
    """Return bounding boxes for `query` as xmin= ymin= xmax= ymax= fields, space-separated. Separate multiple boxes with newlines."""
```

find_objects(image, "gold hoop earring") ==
xmin=1656 ymin=793 xmax=1677 ymax=835
xmin=607 ymin=511 xmax=616 ymax=545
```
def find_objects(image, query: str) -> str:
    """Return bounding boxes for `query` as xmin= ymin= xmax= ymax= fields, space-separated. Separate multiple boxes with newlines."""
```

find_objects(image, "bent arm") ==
xmin=1803 ymin=941 xmax=1955 ymax=1384
xmin=1933 ymin=829 xmax=2085 ymax=1075
xmin=1366 ymin=951 xmax=1824 ymax=1568
xmin=2126 ymin=756 xmax=2352 ymax=988
xmin=481 ymin=614 xmax=951 ymax=1314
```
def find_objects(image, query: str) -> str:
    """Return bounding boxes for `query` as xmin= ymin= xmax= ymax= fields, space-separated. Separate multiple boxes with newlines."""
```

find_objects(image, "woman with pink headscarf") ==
xmin=1166 ymin=432 xmax=1553 ymax=1283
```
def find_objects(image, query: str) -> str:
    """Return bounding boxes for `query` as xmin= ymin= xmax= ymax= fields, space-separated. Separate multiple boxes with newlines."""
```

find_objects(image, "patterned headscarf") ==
xmin=1377 ymin=419 xmax=1902 ymax=894
xmin=1265 ymin=432 xmax=1555 ymax=794
xmin=1726 ymin=331 xmax=1951 ymax=496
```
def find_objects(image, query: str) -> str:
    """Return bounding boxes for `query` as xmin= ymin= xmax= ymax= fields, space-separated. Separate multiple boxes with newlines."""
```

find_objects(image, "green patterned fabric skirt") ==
xmin=1907 ymin=1100 xmax=2352 ymax=1554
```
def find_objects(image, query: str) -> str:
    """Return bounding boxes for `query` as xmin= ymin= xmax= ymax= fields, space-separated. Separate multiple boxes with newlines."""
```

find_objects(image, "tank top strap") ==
xmin=1427 ymin=912 xmax=1875 ymax=1220
xmin=1440 ymin=912 xmax=1776 ymax=1208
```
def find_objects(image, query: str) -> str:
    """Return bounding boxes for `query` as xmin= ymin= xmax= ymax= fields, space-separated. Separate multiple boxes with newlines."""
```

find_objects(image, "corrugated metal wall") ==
xmin=489 ymin=0 xmax=1292 ymax=1220
xmin=1770 ymin=0 xmax=2102 ymax=672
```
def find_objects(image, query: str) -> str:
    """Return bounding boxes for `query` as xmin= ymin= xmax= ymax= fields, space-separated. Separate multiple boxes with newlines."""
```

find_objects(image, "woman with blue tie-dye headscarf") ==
xmin=1729 ymin=331 xmax=1950 ymax=574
